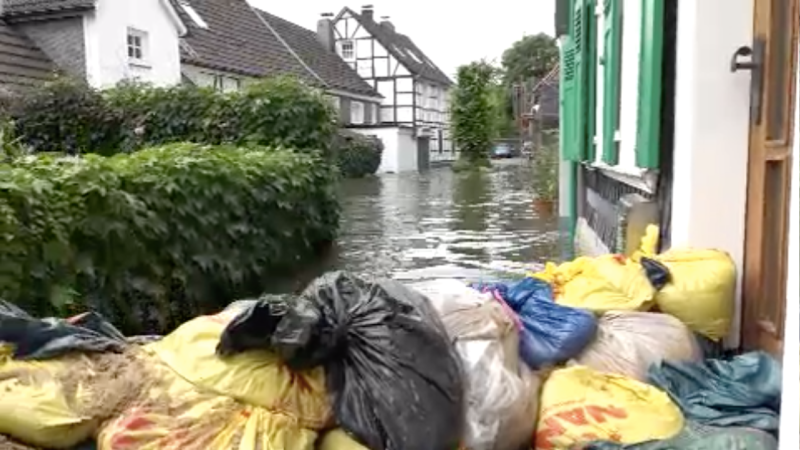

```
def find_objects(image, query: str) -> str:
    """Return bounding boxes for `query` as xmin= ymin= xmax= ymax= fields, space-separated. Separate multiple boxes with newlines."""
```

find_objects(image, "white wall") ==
xmin=778 ymin=44 xmax=800 ymax=450
xmin=353 ymin=127 xmax=418 ymax=173
xmin=182 ymin=64 xmax=250 ymax=92
xmin=669 ymin=0 xmax=753 ymax=347
xmin=83 ymin=0 xmax=183 ymax=88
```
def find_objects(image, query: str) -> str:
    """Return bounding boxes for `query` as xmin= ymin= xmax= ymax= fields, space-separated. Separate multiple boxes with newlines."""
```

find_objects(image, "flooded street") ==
xmin=318 ymin=158 xmax=561 ymax=283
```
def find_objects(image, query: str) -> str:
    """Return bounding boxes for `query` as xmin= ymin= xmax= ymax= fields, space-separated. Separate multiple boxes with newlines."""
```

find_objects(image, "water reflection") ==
xmin=321 ymin=159 xmax=560 ymax=283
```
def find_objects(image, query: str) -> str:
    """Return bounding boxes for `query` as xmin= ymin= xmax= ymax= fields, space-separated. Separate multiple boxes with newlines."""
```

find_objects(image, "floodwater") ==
xmin=315 ymin=158 xmax=561 ymax=283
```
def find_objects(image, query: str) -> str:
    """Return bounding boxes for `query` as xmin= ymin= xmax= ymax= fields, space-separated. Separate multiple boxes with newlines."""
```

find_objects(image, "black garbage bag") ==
xmin=217 ymin=271 xmax=466 ymax=450
xmin=0 ymin=300 xmax=126 ymax=360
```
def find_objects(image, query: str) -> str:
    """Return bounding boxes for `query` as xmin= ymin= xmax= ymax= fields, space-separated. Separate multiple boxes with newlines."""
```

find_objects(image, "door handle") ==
xmin=730 ymin=39 xmax=766 ymax=125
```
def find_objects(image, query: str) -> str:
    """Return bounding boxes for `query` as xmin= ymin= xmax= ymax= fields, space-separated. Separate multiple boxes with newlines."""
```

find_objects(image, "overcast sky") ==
xmin=248 ymin=0 xmax=555 ymax=78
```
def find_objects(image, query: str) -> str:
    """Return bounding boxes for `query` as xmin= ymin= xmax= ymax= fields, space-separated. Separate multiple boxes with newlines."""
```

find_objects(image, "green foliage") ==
xmin=532 ymin=131 xmax=560 ymax=201
xmin=10 ymin=77 xmax=122 ymax=155
xmin=501 ymin=33 xmax=559 ymax=84
xmin=0 ymin=143 xmax=340 ymax=333
xmin=331 ymin=129 xmax=383 ymax=178
xmin=104 ymin=77 xmax=338 ymax=154
xmin=450 ymin=61 xmax=496 ymax=166
xmin=9 ymin=76 xmax=338 ymax=157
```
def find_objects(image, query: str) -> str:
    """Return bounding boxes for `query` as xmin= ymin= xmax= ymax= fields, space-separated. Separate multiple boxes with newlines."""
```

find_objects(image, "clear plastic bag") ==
xmin=415 ymin=279 xmax=542 ymax=450
xmin=571 ymin=311 xmax=702 ymax=382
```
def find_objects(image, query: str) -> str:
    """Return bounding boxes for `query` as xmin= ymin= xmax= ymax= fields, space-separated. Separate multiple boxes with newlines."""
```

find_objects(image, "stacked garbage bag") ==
xmin=0 ymin=225 xmax=785 ymax=450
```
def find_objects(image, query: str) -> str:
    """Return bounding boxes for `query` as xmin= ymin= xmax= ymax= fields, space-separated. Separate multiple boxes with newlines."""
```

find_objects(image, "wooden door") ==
xmin=741 ymin=0 xmax=800 ymax=357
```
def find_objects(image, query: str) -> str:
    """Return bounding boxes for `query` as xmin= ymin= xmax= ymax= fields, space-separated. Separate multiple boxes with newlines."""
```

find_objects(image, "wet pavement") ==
xmin=315 ymin=158 xmax=561 ymax=283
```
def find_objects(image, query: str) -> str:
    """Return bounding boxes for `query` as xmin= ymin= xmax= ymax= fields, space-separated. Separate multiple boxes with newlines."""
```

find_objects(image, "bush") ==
xmin=104 ymin=77 xmax=337 ymax=154
xmin=10 ymin=77 xmax=122 ymax=155
xmin=10 ymin=77 xmax=338 ymax=157
xmin=0 ymin=143 xmax=340 ymax=334
xmin=332 ymin=130 xmax=383 ymax=177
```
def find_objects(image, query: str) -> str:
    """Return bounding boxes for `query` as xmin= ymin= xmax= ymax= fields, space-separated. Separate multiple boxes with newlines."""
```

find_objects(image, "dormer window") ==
xmin=338 ymin=39 xmax=355 ymax=60
xmin=127 ymin=28 xmax=148 ymax=62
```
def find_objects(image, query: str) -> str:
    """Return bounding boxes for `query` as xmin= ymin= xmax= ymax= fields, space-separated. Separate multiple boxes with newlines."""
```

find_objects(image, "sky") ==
xmin=248 ymin=0 xmax=556 ymax=79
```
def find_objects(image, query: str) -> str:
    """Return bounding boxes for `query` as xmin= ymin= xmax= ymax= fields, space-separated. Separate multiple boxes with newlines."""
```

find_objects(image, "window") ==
xmin=350 ymin=101 xmax=365 ymax=124
xmin=338 ymin=40 xmax=355 ymax=60
xmin=178 ymin=0 xmax=208 ymax=29
xmin=371 ymin=103 xmax=378 ymax=124
xmin=127 ymin=28 xmax=147 ymax=62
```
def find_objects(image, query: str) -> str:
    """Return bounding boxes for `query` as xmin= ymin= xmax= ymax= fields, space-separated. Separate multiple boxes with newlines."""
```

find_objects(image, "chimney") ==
xmin=361 ymin=4 xmax=374 ymax=21
xmin=379 ymin=16 xmax=394 ymax=32
xmin=317 ymin=12 xmax=335 ymax=52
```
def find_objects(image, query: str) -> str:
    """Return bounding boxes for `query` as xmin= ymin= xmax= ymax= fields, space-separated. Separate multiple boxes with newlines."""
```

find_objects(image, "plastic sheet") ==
xmin=415 ymin=279 xmax=541 ymax=450
xmin=218 ymin=272 xmax=466 ymax=450
xmin=647 ymin=351 xmax=782 ymax=433
xmin=572 ymin=311 xmax=702 ymax=381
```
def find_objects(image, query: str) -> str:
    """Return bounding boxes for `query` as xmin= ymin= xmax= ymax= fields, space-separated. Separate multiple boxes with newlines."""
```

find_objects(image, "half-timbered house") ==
xmin=319 ymin=5 xmax=454 ymax=172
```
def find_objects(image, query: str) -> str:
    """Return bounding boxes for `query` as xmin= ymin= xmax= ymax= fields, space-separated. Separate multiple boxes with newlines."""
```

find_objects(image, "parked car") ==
xmin=492 ymin=143 xmax=513 ymax=159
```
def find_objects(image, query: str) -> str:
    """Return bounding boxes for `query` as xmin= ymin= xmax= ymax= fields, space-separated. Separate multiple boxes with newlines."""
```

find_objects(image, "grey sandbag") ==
xmin=647 ymin=351 xmax=781 ymax=433
xmin=0 ymin=300 xmax=126 ymax=360
xmin=582 ymin=421 xmax=778 ymax=450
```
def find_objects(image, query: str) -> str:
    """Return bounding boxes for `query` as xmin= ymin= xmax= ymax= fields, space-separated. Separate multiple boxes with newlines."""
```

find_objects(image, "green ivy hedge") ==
xmin=0 ymin=143 xmax=340 ymax=334
xmin=9 ymin=77 xmax=338 ymax=157
xmin=332 ymin=130 xmax=384 ymax=178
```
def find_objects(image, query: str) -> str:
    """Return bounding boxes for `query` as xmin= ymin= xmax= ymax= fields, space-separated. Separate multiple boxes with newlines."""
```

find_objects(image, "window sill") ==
xmin=128 ymin=60 xmax=152 ymax=69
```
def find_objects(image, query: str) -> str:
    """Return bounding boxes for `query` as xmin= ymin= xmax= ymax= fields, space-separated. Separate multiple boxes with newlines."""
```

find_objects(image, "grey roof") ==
xmin=338 ymin=7 xmax=452 ymax=86
xmin=256 ymin=9 xmax=378 ymax=97
xmin=174 ymin=0 xmax=378 ymax=98
xmin=0 ymin=20 xmax=57 ymax=90
xmin=1 ymin=0 xmax=95 ymax=18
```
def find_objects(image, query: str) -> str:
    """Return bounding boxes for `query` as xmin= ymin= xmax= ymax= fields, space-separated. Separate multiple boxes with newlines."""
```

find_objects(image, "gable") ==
xmin=333 ymin=7 xmax=452 ymax=86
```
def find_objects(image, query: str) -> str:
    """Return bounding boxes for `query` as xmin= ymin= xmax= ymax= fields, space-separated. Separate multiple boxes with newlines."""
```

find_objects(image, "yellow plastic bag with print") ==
xmin=531 ymin=255 xmax=656 ymax=314
xmin=97 ymin=356 xmax=319 ymax=450
xmin=0 ymin=344 xmax=145 ymax=449
xmin=533 ymin=365 xmax=683 ymax=450
xmin=142 ymin=304 xmax=331 ymax=428
xmin=633 ymin=225 xmax=737 ymax=341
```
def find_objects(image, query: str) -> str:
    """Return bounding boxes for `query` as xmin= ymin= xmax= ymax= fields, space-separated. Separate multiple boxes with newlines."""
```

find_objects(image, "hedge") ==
xmin=333 ymin=130 xmax=384 ymax=177
xmin=0 ymin=143 xmax=340 ymax=334
xmin=9 ymin=76 xmax=337 ymax=156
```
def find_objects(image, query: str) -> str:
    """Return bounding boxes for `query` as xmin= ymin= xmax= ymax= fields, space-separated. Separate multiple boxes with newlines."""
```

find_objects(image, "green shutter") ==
xmin=602 ymin=0 xmax=622 ymax=165
xmin=560 ymin=37 xmax=580 ymax=161
xmin=636 ymin=0 xmax=664 ymax=169
xmin=563 ymin=0 xmax=591 ymax=162
xmin=585 ymin=0 xmax=598 ymax=162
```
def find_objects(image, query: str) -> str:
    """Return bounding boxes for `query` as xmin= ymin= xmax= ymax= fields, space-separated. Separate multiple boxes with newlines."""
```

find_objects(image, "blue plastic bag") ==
xmin=471 ymin=278 xmax=597 ymax=369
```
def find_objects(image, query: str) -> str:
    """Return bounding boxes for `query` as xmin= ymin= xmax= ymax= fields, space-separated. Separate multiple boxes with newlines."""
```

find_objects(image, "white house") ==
xmin=556 ymin=0 xmax=797 ymax=445
xmin=324 ymin=5 xmax=455 ymax=173
xmin=0 ymin=0 xmax=384 ymax=129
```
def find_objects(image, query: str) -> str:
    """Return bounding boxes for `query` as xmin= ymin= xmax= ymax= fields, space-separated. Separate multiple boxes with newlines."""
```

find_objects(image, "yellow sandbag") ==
xmin=143 ymin=306 xmax=331 ymax=429
xmin=534 ymin=366 xmax=683 ymax=449
xmin=0 ymin=345 xmax=145 ymax=449
xmin=532 ymin=255 xmax=656 ymax=313
xmin=97 ymin=356 xmax=318 ymax=450
xmin=649 ymin=248 xmax=736 ymax=341
xmin=319 ymin=429 xmax=369 ymax=450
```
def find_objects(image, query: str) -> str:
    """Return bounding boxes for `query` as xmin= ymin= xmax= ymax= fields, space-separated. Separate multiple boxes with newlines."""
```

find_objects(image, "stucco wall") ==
xmin=83 ymin=0 xmax=182 ymax=88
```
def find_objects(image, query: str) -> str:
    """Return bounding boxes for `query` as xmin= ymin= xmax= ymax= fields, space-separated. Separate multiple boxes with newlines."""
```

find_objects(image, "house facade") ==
xmin=324 ymin=6 xmax=454 ymax=172
xmin=555 ymin=0 xmax=797 ymax=443
xmin=0 ymin=0 xmax=382 ymax=129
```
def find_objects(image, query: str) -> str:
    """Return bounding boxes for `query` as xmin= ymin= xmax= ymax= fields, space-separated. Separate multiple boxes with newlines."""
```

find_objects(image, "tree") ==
xmin=450 ymin=61 xmax=495 ymax=168
xmin=501 ymin=33 xmax=559 ymax=85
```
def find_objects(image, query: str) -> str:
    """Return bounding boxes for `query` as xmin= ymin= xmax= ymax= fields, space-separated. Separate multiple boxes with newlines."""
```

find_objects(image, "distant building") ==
xmin=323 ymin=5 xmax=455 ymax=172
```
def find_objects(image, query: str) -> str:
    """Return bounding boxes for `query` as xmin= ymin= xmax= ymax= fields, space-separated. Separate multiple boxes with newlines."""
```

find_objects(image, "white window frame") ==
xmin=127 ymin=28 xmax=148 ymax=64
xmin=350 ymin=101 xmax=365 ymax=124
xmin=371 ymin=103 xmax=378 ymax=124
xmin=338 ymin=39 xmax=355 ymax=61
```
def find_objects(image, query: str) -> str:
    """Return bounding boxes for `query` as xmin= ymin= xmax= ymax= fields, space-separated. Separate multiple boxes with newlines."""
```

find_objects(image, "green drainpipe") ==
xmin=558 ymin=37 xmax=578 ymax=261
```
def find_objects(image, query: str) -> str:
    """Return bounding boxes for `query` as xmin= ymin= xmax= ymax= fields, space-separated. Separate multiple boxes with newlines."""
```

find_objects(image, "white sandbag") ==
xmin=412 ymin=279 xmax=541 ymax=450
xmin=571 ymin=310 xmax=702 ymax=381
